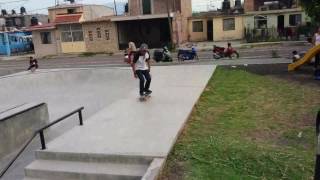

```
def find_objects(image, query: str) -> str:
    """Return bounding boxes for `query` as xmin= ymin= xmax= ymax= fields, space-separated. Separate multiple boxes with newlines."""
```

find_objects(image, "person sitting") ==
xmin=225 ymin=42 xmax=233 ymax=58
xmin=191 ymin=44 xmax=199 ymax=60
xmin=27 ymin=56 xmax=38 ymax=72
xmin=292 ymin=50 xmax=301 ymax=63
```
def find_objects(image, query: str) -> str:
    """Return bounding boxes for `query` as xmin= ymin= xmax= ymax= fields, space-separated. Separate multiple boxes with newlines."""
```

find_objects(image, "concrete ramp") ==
xmin=21 ymin=65 xmax=216 ymax=180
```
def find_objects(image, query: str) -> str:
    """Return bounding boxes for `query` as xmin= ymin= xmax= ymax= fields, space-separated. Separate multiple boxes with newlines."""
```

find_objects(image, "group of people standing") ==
xmin=126 ymin=42 xmax=152 ymax=98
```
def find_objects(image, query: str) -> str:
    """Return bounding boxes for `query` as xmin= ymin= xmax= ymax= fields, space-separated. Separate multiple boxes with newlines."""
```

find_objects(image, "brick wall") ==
xmin=82 ymin=21 xmax=118 ymax=53
xmin=128 ymin=0 xmax=191 ymax=15
xmin=244 ymin=0 xmax=255 ymax=12
xmin=129 ymin=0 xmax=142 ymax=16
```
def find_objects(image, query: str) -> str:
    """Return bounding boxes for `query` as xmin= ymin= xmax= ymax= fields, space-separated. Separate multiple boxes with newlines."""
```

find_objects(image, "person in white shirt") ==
xmin=292 ymin=50 xmax=300 ymax=63
xmin=313 ymin=27 xmax=320 ymax=69
xmin=131 ymin=44 xmax=152 ymax=97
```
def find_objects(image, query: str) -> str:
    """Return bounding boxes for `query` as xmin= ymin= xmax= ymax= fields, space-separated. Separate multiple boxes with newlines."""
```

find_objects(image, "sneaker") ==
xmin=145 ymin=90 xmax=152 ymax=95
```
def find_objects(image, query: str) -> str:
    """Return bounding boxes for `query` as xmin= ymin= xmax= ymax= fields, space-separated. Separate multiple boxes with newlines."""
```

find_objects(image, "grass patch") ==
xmin=161 ymin=67 xmax=320 ymax=180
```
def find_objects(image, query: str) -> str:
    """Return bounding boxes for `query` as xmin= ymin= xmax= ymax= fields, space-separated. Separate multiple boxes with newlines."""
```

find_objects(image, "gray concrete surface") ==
xmin=1 ymin=65 xmax=215 ymax=179
xmin=40 ymin=65 xmax=215 ymax=157
xmin=22 ymin=65 xmax=215 ymax=180
xmin=0 ymin=68 xmax=136 ymax=180
xmin=0 ymin=103 xmax=49 ymax=164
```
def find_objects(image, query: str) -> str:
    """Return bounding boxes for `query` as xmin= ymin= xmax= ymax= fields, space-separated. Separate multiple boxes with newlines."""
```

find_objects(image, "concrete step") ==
xmin=35 ymin=150 xmax=153 ymax=165
xmin=24 ymin=159 xmax=148 ymax=180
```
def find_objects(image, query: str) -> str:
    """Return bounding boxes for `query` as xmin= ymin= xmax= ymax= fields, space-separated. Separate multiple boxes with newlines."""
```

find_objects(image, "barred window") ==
xmin=61 ymin=32 xmax=72 ymax=42
xmin=88 ymin=31 xmax=93 ymax=41
xmin=105 ymin=30 xmax=110 ymax=40
xmin=223 ymin=18 xmax=235 ymax=31
xmin=192 ymin=21 xmax=203 ymax=32
xmin=97 ymin=28 xmax=101 ymax=38
xmin=59 ymin=24 xmax=84 ymax=42
xmin=289 ymin=14 xmax=302 ymax=26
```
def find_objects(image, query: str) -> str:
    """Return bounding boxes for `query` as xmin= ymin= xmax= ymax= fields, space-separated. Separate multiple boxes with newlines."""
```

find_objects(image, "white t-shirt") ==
xmin=135 ymin=52 xmax=150 ymax=70
xmin=293 ymin=54 xmax=300 ymax=62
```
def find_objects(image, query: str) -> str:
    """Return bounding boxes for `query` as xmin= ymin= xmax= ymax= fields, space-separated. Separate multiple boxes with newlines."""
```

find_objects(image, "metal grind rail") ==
xmin=0 ymin=107 xmax=84 ymax=178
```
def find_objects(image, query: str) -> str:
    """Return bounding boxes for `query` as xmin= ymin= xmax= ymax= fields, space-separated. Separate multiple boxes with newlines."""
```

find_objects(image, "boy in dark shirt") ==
xmin=27 ymin=57 xmax=38 ymax=72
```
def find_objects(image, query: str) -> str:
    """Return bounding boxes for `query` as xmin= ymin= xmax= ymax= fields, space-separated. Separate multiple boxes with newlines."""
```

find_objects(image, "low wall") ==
xmin=0 ymin=103 xmax=49 ymax=161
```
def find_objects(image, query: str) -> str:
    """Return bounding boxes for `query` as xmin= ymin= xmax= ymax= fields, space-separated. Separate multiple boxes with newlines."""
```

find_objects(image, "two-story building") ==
xmin=111 ymin=0 xmax=192 ymax=49
xmin=30 ymin=0 xmax=192 ymax=57
xmin=243 ymin=0 xmax=311 ymax=42
xmin=30 ymin=2 xmax=113 ymax=57
xmin=188 ymin=0 xmax=245 ymax=42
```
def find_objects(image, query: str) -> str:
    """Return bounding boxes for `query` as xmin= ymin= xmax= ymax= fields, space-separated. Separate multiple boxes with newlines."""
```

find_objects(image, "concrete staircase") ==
xmin=24 ymin=151 xmax=155 ymax=180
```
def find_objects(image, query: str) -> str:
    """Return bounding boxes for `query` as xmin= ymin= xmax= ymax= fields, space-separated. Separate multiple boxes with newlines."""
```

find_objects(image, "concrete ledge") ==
xmin=142 ymin=158 xmax=165 ymax=180
xmin=0 ymin=103 xmax=49 ymax=161
xmin=35 ymin=151 xmax=154 ymax=165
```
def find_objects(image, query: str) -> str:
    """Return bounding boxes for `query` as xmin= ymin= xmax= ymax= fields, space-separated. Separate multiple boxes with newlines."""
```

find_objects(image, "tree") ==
xmin=300 ymin=0 xmax=320 ymax=24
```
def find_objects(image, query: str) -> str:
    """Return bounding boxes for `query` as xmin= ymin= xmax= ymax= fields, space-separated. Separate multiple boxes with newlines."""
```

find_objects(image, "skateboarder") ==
xmin=131 ymin=44 xmax=152 ymax=99
xmin=27 ymin=56 xmax=38 ymax=72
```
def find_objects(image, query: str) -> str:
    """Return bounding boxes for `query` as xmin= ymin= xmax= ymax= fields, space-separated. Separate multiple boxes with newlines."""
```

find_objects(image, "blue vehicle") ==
xmin=0 ymin=31 xmax=33 ymax=56
xmin=177 ymin=46 xmax=199 ymax=61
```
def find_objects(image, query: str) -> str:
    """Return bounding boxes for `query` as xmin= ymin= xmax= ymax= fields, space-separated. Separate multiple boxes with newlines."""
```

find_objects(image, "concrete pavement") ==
xmin=40 ymin=65 xmax=215 ymax=157
xmin=1 ymin=65 xmax=215 ymax=179
xmin=22 ymin=65 xmax=215 ymax=180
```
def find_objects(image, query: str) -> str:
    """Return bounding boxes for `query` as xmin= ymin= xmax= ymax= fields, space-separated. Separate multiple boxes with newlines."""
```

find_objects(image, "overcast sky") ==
xmin=0 ymin=0 xmax=225 ymax=14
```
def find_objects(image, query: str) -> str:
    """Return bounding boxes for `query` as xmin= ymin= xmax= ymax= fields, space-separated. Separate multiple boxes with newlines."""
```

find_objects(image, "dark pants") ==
xmin=27 ymin=64 xmax=38 ymax=70
xmin=136 ymin=70 xmax=151 ymax=96
xmin=316 ymin=53 xmax=320 ymax=69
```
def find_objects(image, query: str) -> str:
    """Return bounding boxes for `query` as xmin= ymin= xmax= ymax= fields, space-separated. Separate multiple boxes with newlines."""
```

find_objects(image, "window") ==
xmin=105 ymin=30 xmax=110 ymax=40
xmin=59 ymin=24 xmax=84 ymax=42
xmin=192 ymin=21 xmax=203 ymax=32
xmin=67 ymin=8 xmax=76 ymax=14
xmin=88 ymin=31 xmax=93 ymax=41
xmin=223 ymin=18 xmax=235 ymax=31
xmin=40 ymin=32 xmax=52 ymax=44
xmin=61 ymin=32 xmax=72 ymax=42
xmin=142 ymin=0 xmax=151 ymax=14
xmin=254 ymin=16 xmax=267 ymax=29
xmin=97 ymin=28 xmax=101 ymax=38
xmin=289 ymin=14 xmax=302 ymax=26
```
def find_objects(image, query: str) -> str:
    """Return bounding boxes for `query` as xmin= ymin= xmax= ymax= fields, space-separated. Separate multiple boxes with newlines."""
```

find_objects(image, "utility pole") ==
xmin=166 ymin=0 xmax=174 ymax=49
xmin=113 ymin=0 xmax=118 ymax=16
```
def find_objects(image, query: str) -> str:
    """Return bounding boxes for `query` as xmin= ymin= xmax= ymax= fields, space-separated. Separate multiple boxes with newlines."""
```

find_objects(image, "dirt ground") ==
xmin=224 ymin=63 xmax=320 ymax=87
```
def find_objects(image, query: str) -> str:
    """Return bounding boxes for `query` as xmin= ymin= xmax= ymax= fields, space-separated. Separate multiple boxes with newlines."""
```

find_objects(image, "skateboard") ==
xmin=139 ymin=94 xmax=151 ymax=102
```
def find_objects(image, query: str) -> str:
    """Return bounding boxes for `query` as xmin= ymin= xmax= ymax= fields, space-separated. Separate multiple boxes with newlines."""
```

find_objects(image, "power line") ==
xmin=0 ymin=0 xmax=28 ymax=5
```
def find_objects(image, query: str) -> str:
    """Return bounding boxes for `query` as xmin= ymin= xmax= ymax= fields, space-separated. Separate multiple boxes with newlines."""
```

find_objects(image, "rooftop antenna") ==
xmin=113 ymin=0 xmax=118 ymax=16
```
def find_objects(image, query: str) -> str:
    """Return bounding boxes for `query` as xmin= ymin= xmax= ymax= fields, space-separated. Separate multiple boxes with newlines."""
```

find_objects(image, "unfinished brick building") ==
xmin=244 ymin=0 xmax=300 ymax=12
xmin=112 ymin=0 xmax=192 ymax=49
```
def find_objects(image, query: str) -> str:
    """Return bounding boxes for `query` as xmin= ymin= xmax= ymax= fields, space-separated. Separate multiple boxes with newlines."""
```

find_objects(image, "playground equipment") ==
xmin=288 ymin=44 xmax=320 ymax=71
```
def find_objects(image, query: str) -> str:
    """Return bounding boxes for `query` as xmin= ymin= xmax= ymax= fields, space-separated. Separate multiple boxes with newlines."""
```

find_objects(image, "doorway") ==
xmin=278 ymin=15 xmax=284 ymax=29
xmin=207 ymin=20 xmax=213 ymax=41
xmin=277 ymin=15 xmax=285 ymax=37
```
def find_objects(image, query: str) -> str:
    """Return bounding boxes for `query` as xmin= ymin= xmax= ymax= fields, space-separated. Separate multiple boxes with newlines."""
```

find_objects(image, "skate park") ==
xmin=0 ymin=65 xmax=216 ymax=179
